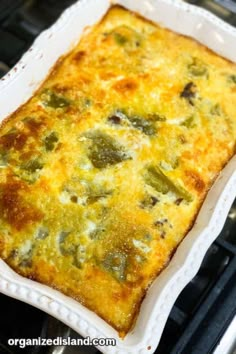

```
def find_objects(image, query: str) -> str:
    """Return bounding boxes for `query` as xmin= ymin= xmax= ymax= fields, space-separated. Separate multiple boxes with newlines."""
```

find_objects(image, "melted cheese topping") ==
xmin=0 ymin=6 xmax=236 ymax=336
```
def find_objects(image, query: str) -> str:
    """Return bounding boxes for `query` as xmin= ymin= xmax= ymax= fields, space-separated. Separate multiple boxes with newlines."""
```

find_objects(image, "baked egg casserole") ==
xmin=0 ymin=6 xmax=236 ymax=337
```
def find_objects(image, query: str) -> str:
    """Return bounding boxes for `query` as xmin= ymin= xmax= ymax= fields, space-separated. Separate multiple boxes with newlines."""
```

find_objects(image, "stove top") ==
xmin=0 ymin=1 xmax=236 ymax=354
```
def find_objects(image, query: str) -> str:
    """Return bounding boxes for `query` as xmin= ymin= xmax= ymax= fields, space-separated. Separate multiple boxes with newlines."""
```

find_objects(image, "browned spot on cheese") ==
xmin=25 ymin=118 xmax=45 ymax=137
xmin=37 ymin=177 xmax=51 ymax=193
xmin=0 ymin=180 xmax=43 ymax=230
xmin=178 ymin=134 xmax=187 ymax=144
xmin=73 ymin=50 xmax=86 ymax=62
xmin=19 ymin=151 xmax=36 ymax=162
xmin=99 ymin=71 xmax=117 ymax=80
xmin=0 ymin=118 xmax=44 ymax=152
xmin=49 ymin=56 xmax=64 ymax=79
xmin=112 ymin=287 xmax=132 ymax=302
xmin=0 ymin=131 xmax=28 ymax=150
xmin=112 ymin=78 xmax=138 ymax=94
xmin=78 ymin=75 xmax=91 ymax=85
xmin=185 ymin=170 xmax=205 ymax=193
xmin=51 ymin=84 xmax=70 ymax=95
xmin=85 ymin=265 xmax=105 ymax=281
xmin=138 ymin=73 xmax=150 ymax=80
xmin=32 ymin=259 xmax=57 ymax=283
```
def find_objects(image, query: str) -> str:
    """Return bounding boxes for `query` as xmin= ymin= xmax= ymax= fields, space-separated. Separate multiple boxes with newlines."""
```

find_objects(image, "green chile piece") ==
xmin=44 ymin=132 xmax=59 ymax=151
xmin=228 ymin=74 xmax=236 ymax=84
xmin=0 ymin=150 xmax=8 ymax=167
xmin=102 ymin=251 xmax=127 ymax=281
xmin=42 ymin=90 xmax=70 ymax=108
xmin=73 ymin=245 xmax=87 ymax=269
xmin=145 ymin=165 xmax=193 ymax=202
xmin=87 ymin=131 xmax=130 ymax=169
xmin=21 ymin=158 xmax=44 ymax=173
xmin=181 ymin=115 xmax=195 ymax=128
xmin=109 ymin=25 xmax=142 ymax=48
xmin=19 ymin=245 xmax=34 ymax=268
xmin=128 ymin=116 xmax=156 ymax=135
xmin=58 ymin=231 xmax=76 ymax=256
xmin=188 ymin=58 xmax=208 ymax=77
xmin=36 ymin=227 xmax=49 ymax=240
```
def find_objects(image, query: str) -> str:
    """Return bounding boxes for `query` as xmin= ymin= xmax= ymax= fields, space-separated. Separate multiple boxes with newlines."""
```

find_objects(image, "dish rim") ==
xmin=0 ymin=0 xmax=236 ymax=353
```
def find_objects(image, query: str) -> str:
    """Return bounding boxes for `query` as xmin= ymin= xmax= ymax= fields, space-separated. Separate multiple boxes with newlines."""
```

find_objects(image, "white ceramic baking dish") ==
xmin=0 ymin=0 xmax=236 ymax=353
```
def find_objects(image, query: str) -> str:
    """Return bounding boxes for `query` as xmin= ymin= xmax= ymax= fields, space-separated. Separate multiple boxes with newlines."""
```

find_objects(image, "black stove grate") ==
xmin=158 ymin=205 xmax=236 ymax=354
xmin=0 ymin=1 xmax=236 ymax=354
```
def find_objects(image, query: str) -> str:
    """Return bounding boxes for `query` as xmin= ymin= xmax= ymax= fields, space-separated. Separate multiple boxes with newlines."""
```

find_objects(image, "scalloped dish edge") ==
xmin=0 ymin=1 xmax=236 ymax=353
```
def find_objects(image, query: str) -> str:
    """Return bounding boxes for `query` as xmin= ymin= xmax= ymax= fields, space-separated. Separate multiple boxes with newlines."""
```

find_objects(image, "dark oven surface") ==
xmin=0 ymin=1 xmax=236 ymax=354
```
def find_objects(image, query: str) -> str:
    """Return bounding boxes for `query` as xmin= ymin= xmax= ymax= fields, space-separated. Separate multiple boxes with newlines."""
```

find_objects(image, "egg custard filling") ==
xmin=0 ymin=6 xmax=236 ymax=336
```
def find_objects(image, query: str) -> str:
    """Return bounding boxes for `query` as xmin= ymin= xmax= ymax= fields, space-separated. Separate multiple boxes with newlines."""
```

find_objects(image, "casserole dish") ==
xmin=0 ymin=2 xmax=235 ymax=352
